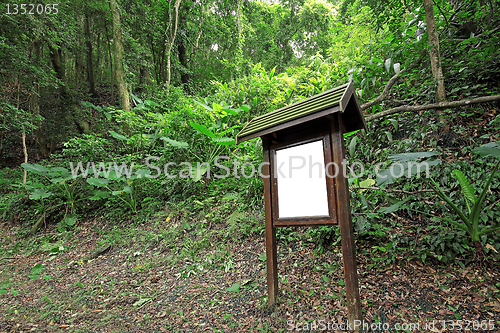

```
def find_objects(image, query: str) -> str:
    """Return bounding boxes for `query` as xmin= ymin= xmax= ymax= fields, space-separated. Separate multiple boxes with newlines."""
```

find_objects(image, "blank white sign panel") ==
xmin=275 ymin=140 xmax=329 ymax=218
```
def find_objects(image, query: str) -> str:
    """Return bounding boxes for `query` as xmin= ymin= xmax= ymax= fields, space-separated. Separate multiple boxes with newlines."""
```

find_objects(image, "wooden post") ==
xmin=262 ymin=137 xmax=278 ymax=305
xmin=330 ymin=114 xmax=363 ymax=327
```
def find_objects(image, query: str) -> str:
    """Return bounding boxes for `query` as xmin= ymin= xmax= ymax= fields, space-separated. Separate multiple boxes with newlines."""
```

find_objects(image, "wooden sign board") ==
xmin=236 ymin=82 xmax=367 ymax=327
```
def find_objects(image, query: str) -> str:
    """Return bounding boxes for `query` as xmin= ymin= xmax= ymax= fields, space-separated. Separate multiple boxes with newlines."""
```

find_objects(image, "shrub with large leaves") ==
xmin=377 ymin=141 xmax=500 ymax=260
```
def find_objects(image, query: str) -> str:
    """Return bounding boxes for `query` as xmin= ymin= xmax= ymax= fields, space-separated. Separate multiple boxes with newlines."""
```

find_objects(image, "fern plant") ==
xmin=425 ymin=154 xmax=499 ymax=260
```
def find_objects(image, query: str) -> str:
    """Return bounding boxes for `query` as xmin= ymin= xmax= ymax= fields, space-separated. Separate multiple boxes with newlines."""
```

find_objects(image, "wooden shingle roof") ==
xmin=236 ymin=81 xmax=367 ymax=144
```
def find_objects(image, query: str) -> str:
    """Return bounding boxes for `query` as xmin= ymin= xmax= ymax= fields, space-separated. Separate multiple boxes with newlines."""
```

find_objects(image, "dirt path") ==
xmin=0 ymin=219 xmax=499 ymax=332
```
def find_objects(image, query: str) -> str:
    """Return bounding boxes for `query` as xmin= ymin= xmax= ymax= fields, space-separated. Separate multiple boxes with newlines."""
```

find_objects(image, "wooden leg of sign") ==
xmin=263 ymin=138 xmax=278 ymax=305
xmin=330 ymin=114 xmax=363 ymax=328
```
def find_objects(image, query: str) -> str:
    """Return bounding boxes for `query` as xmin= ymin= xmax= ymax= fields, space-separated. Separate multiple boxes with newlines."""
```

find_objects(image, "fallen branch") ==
xmin=349 ymin=186 xmax=438 ymax=194
xmin=83 ymin=244 xmax=113 ymax=262
xmin=350 ymin=186 xmax=437 ymax=205
xmin=365 ymin=94 xmax=500 ymax=122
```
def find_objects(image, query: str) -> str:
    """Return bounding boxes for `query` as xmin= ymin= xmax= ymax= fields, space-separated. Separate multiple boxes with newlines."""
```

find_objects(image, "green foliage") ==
xmin=62 ymin=133 xmax=112 ymax=161
xmin=0 ymin=0 xmax=499 ymax=276
xmin=21 ymin=163 xmax=84 ymax=231
xmin=378 ymin=141 xmax=500 ymax=258
xmin=87 ymin=169 xmax=152 ymax=213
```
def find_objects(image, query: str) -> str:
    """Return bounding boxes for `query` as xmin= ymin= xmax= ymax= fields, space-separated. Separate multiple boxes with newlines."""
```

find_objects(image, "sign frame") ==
xmin=236 ymin=82 xmax=366 ymax=327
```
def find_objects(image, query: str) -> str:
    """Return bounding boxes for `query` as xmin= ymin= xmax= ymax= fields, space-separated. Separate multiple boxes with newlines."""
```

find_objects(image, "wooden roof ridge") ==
xmin=236 ymin=81 xmax=366 ymax=144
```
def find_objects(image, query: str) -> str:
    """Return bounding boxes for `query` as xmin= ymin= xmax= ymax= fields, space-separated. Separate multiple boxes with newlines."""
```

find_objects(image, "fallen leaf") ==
xmin=485 ymin=244 xmax=498 ymax=253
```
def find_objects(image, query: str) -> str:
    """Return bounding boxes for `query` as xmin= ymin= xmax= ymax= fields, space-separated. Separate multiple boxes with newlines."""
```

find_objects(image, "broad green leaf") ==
xmin=359 ymin=178 xmax=375 ymax=188
xmin=50 ymin=175 xmax=74 ymax=183
xmin=48 ymin=167 xmax=69 ymax=173
xmin=190 ymin=123 xmax=215 ymax=139
xmin=212 ymin=137 xmax=235 ymax=146
xmin=388 ymin=152 xmax=439 ymax=163
xmin=109 ymin=130 xmax=129 ymax=141
xmin=64 ymin=214 xmax=77 ymax=226
xmin=376 ymin=159 xmax=440 ymax=185
xmin=31 ymin=263 xmax=45 ymax=275
xmin=193 ymin=165 xmax=208 ymax=182
xmin=453 ymin=170 xmax=476 ymax=204
xmin=24 ymin=183 xmax=45 ymax=190
xmin=473 ymin=141 xmax=500 ymax=159
xmin=223 ymin=108 xmax=240 ymax=116
xmin=79 ymin=101 xmax=94 ymax=108
xmin=89 ymin=190 xmax=110 ymax=200
xmin=160 ymin=137 xmax=189 ymax=149
xmin=144 ymin=100 xmax=160 ymax=107
xmin=130 ymin=93 xmax=143 ymax=104
xmin=0 ymin=289 xmax=7 ymax=295
xmin=226 ymin=283 xmax=240 ymax=293
xmin=29 ymin=188 xmax=54 ymax=200
xmin=21 ymin=163 xmax=48 ymax=174
xmin=11 ymin=290 xmax=19 ymax=296
xmin=385 ymin=131 xmax=393 ymax=143
xmin=87 ymin=178 xmax=110 ymax=187
xmin=193 ymin=99 xmax=212 ymax=112
xmin=379 ymin=198 xmax=410 ymax=214
xmin=135 ymin=169 xmax=151 ymax=178
xmin=388 ymin=118 xmax=398 ymax=132
xmin=105 ymin=170 xmax=123 ymax=180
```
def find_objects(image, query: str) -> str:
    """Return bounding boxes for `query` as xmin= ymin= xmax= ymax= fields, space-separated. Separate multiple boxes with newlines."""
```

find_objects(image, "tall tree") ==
xmin=423 ymin=0 xmax=448 ymax=130
xmin=109 ymin=0 xmax=131 ymax=111
xmin=166 ymin=0 xmax=182 ymax=89
xmin=85 ymin=12 xmax=97 ymax=96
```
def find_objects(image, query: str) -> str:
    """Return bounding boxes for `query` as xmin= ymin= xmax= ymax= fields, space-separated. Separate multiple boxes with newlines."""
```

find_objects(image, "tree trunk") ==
xmin=235 ymin=0 xmax=243 ymax=77
xmin=15 ymin=73 xmax=28 ymax=183
xmin=109 ymin=0 xmax=130 ymax=111
xmin=473 ymin=240 xmax=486 ymax=262
xmin=104 ymin=19 xmax=114 ymax=103
xmin=30 ymin=38 xmax=48 ymax=157
xmin=166 ymin=0 xmax=182 ymax=89
xmin=85 ymin=12 xmax=97 ymax=97
xmin=96 ymin=31 xmax=101 ymax=84
xmin=75 ymin=17 xmax=85 ymax=91
xmin=177 ymin=37 xmax=190 ymax=92
xmin=48 ymin=44 xmax=69 ymax=98
xmin=424 ymin=0 xmax=448 ymax=131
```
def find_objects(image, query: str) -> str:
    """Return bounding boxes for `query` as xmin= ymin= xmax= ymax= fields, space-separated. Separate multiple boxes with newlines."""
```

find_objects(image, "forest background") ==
xmin=0 ymin=0 xmax=500 ymax=331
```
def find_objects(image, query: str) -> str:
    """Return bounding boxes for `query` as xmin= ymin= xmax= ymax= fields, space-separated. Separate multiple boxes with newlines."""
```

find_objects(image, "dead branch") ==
xmin=350 ymin=186 xmax=438 ymax=205
xmin=366 ymin=94 xmax=500 ymax=122
xmin=361 ymin=68 xmax=406 ymax=111
xmin=350 ymin=186 xmax=439 ymax=195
